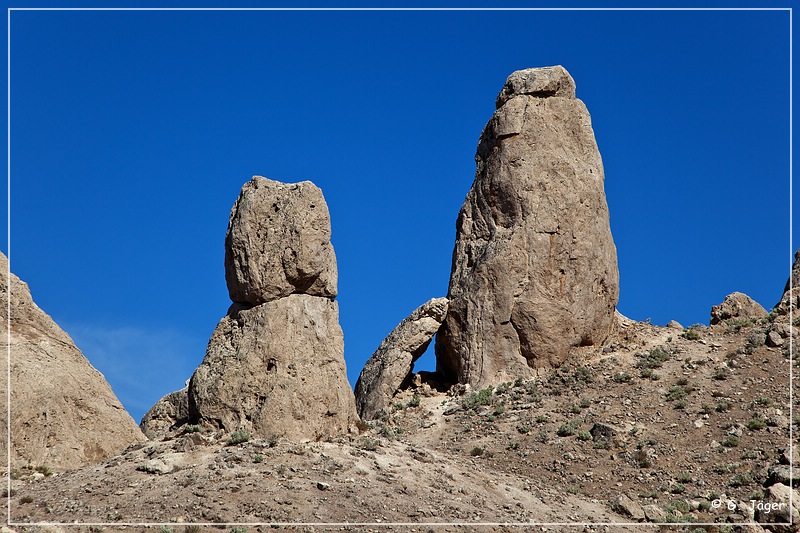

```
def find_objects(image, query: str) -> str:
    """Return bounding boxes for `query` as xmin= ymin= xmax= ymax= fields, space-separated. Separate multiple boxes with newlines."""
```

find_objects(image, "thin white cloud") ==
xmin=59 ymin=322 xmax=205 ymax=424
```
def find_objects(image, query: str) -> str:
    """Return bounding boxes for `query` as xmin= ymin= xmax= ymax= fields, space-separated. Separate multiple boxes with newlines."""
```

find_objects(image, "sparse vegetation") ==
xmin=357 ymin=437 xmax=380 ymax=451
xmin=226 ymin=430 xmax=250 ymax=445
xmin=407 ymin=393 xmax=421 ymax=408
xmin=636 ymin=347 xmax=671 ymax=369
xmin=746 ymin=417 xmax=767 ymax=431
xmin=556 ymin=419 xmax=580 ymax=437
xmin=470 ymin=446 xmax=484 ymax=456
xmin=683 ymin=328 xmax=701 ymax=341
xmin=184 ymin=424 xmax=201 ymax=433
xmin=462 ymin=387 xmax=494 ymax=409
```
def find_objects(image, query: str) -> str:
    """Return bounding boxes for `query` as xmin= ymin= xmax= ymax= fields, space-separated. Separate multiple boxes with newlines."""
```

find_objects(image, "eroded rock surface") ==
xmin=189 ymin=295 xmax=355 ymax=440
xmin=1 ymin=252 xmax=146 ymax=469
xmin=709 ymin=292 xmax=767 ymax=325
xmin=140 ymin=387 xmax=190 ymax=439
xmin=436 ymin=65 xmax=619 ymax=387
xmin=354 ymin=297 xmax=448 ymax=420
xmin=187 ymin=177 xmax=357 ymax=440
xmin=225 ymin=176 xmax=337 ymax=306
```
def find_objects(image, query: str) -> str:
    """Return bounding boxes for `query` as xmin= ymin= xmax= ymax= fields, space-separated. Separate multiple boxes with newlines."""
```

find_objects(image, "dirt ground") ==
xmin=5 ymin=315 xmax=797 ymax=532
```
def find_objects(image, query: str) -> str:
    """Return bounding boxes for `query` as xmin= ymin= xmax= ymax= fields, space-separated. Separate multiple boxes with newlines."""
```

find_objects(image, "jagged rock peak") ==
xmin=225 ymin=176 xmax=337 ymax=306
xmin=355 ymin=297 xmax=448 ymax=420
xmin=1 ymin=252 xmax=146 ymax=469
xmin=495 ymin=65 xmax=576 ymax=108
xmin=436 ymin=66 xmax=619 ymax=388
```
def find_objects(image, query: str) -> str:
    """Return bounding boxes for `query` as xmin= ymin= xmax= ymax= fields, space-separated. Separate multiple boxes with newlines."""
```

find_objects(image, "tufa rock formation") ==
xmin=709 ymin=292 xmax=767 ymax=325
xmin=188 ymin=177 xmax=357 ymax=440
xmin=139 ymin=386 xmax=190 ymax=439
xmin=436 ymin=66 xmax=619 ymax=387
xmin=225 ymin=178 xmax=337 ymax=305
xmin=0 ymin=252 xmax=146 ymax=469
xmin=354 ymin=297 xmax=448 ymax=420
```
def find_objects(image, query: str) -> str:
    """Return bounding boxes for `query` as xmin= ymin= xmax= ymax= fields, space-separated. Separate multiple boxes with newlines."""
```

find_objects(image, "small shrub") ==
xmin=754 ymin=396 xmax=772 ymax=407
xmin=392 ymin=402 xmax=404 ymax=412
xmin=493 ymin=403 xmax=506 ymax=416
xmin=676 ymin=471 xmax=693 ymax=483
xmin=676 ymin=377 xmax=688 ymax=386
xmin=665 ymin=385 xmax=688 ymax=402
xmin=674 ymin=399 xmax=687 ymax=410
xmin=535 ymin=415 xmax=548 ymax=423
xmin=227 ymin=430 xmax=250 ymax=445
xmin=573 ymin=366 xmax=593 ymax=384
xmin=613 ymin=372 xmax=632 ymax=383
xmin=34 ymin=465 xmax=53 ymax=477
xmin=715 ymin=401 xmax=731 ymax=412
xmin=230 ymin=528 xmax=247 ymax=533
xmin=517 ymin=424 xmax=531 ymax=434
xmin=683 ymin=328 xmax=701 ymax=341
xmin=570 ymin=405 xmax=582 ymax=414
xmin=463 ymin=387 xmax=494 ymax=409
xmin=699 ymin=404 xmax=713 ymax=415
xmin=159 ymin=527 xmax=173 ymax=533
xmin=407 ymin=393 xmax=421 ymax=408
xmin=636 ymin=347 xmax=671 ymax=369
xmin=747 ymin=418 xmax=767 ymax=431
xmin=670 ymin=483 xmax=687 ymax=494
xmin=253 ymin=454 xmax=265 ymax=463
xmin=185 ymin=527 xmax=202 ymax=533
xmin=184 ymin=424 xmax=201 ymax=433
xmin=722 ymin=436 xmax=739 ymax=448
xmin=506 ymin=441 xmax=520 ymax=451
xmin=379 ymin=425 xmax=404 ymax=439
xmin=729 ymin=472 xmax=754 ymax=487
xmin=357 ymin=437 xmax=380 ymax=451
xmin=556 ymin=419 xmax=580 ymax=437
xmin=712 ymin=368 xmax=730 ymax=381
xmin=269 ymin=435 xmax=279 ymax=448
xmin=579 ymin=398 xmax=591 ymax=409
xmin=577 ymin=431 xmax=592 ymax=441
xmin=469 ymin=447 xmax=484 ymax=456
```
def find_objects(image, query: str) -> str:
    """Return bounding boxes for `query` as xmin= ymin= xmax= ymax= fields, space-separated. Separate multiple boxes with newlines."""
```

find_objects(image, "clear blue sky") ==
xmin=4 ymin=3 xmax=795 ymax=423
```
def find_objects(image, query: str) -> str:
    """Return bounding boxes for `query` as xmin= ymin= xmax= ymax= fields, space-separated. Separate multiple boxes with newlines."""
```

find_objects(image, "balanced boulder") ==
xmin=0 ymin=252 xmax=146 ymax=469
xmin=188 ymin=177 xmax=357 ymax=440
xmin=436 ymin=66 xmax=619 ymax=387
xmin=354 ymin=297 xmax=448 ymax=420
xmin=225 ymin=177 xmax=337 ymax=306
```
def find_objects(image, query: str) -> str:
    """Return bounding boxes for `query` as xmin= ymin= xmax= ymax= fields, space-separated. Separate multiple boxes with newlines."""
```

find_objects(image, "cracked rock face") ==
xmin=225 ymin=177 xmax=337 ymax=306
xmin=436 ymin=66 xmax=619 ymax=387
xmin=709 ymin=292 xmax=767 ymax=325
xmin=187 ymin=177 xmax=357 ymax=439
xmin=354 ymin=297 xmax=448 ymax=420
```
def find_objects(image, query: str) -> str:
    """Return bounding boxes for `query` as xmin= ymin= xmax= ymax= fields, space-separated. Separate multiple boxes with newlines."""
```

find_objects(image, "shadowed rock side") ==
xmin=187 ymin=176 xmax=357 ymax=440
xmin=436 ymin=66 xmax=619 ymax=387
xmin=225 ymin=177 xmax=337 ymax=306
xmin=354 ymin=297 xmax=448 ymax=420
xmin=0 ymin=252 xmax=146 ymax=470
xmin=766 ymin=247 xmax=800 ymax=347
xmin=140 ymin=387 xmax=189 ymax=439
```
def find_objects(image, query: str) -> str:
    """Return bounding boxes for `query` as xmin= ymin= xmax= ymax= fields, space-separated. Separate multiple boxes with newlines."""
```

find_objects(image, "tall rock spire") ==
xmin=436 ymin=66 xmax=619 ymax=387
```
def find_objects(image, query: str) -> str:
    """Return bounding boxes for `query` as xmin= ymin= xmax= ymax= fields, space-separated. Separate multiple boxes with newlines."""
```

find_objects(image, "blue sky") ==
xmin=4 ymin=4 xmax=795 ymax=423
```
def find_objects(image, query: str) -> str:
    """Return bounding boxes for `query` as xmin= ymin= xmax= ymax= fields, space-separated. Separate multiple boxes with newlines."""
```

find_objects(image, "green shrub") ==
xmin=683 ymin=328 xmax=701 ymax=341
xmin=665 ymin=385 xmax=688 ymax=402
xmin=469 ymin=447 xmax=484 ymax=456
xmin=253 ymin=454 xmax=265 ymax=463
xmin=227 ymin=430 xmax=250 ymax=445
xmin=613 ymin=372 xmax=633 ymax=383
xmin=184 ymin=424 xmax=201 ymax=433
xmin=729 ymin=472 xmax=754 ymax=487
xmin=556 ymin=419 xmax=580 ymax=437
xmin=463 ymin=387 xmax=494 ymax=409
xmin=722 ymin=436 xmax=739 ymax=448
xmin=407 ymin=393 xmax=421 ymax=408
xmin=357 ymin=437 xmax=380 ymax=451
xmin=747 ymin=418 xmax=767 ymax=431
xmin=577 ymin=431 xmax=592 ymax=441
xmin=636 ymin=347 xmax=671 ymax=369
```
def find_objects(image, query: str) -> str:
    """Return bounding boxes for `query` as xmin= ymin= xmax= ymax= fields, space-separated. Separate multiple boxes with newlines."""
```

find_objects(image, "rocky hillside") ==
xmin=0 ymin=252 xmax=145 ymax=472
xmin=9 ymin=304 xmax=796 ymax=531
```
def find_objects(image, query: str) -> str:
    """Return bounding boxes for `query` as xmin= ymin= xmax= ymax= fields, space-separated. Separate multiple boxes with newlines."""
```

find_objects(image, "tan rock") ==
xmin=225 ymin=176 xmax=337 ymax=305
xmin=139 ymin=387 xmax=190 ymax=439
xmin=436 ymin=65 xmax=619 ymax=387
xmin=709 ymin=292 xmax=767 ymax=325
xmin=755 ymin=483 xmax=800 ymax=533
xmin=354 ymin=297 xmax=448 ymax=420
xmin=0 ymin=252 xmax=146 ymax=470
xmin=188 ymin=295 xmax=357 ymax=440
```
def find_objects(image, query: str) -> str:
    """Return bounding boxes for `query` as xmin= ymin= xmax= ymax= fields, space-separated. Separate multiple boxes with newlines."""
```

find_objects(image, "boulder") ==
xmin=436 ymin=65 xmax=619 ymax=387
xmin=0 ymin=252 xmax=146 ymax=469
xmin=139 ymin=387 xmax=190 ymax=439
xmin=755 ymin=483 xmax=800 ymax=533
xmin=709 ymin=292 xmax=767 ymax=325
xmin=225 ymin=176 xmax=337 ymax=306
xmin=188 ymin=295 xmax=356 ymax=440
xmin=187 ymin=177 xmax=357 ymax=440
xmin=354 ymin=297 xmax=448 ymax=420
xmin=611 ymin=493 xmax=645 ymax=521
